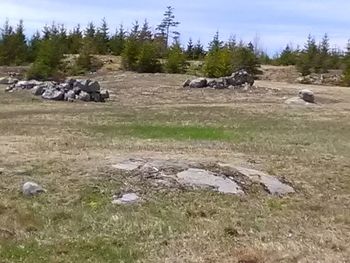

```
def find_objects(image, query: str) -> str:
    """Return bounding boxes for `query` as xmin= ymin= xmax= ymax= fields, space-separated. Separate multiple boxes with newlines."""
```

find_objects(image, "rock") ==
xmin=42 ymin=88 xmax=65 ymax=101
xmin=112 ymin=193 xmax=140 ymax=205
xmin=65 ymin=78 xmax=76 ymax=88
xmin=73 ymin=86 xmax=82 ymax=95
xmin=183 ymin=79 xmax=191 ymax=87
xmin=15 ymin=80 xmax=42 ymax=90
xmin=234 ymin=167 xmax=295 ymax=196
xmin=226 ymin=70 xmax=255 ymax=86
xmin=0 ymin=77 xmax=18 ymax=85
xmin=299 ymin=89 xmax=315 ymax=103
xmin=176 ymin=168 xmax=244 ymax=194
xmin=22 ymin=182 xmax=45 ymax=197
xmin=73 ymin=79 xmax=90 ymax=92
xmin=77 ymin=91 xmax=91 ymax=102
xmin=59 ymin=83 xmax=71 ymax=91
xmin=5 ymin=86 xmax=14 ymax=92
xmin=112 ymin=159 xmax=146 ymax=171
xmin=64 ymin=90 xmax=76 ymax=101
xmin=100 ymin=89 xmax=110 ymax=100
xmin=85 ymin=81 xmax=101 ymax=93
xmin=285 ymin=97 xmax=311 ymax=105
xmin=91 ymin=92 xmax=102 ymax=102
xmin=189 ymin=78 xmax=207 ymax=88
xmin=31 ymin=85 xmax=46 ymax=96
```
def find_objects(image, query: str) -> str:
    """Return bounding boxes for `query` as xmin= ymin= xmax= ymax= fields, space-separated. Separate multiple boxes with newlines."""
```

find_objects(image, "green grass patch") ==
xmin=90 ymin=123 xmax=245 ymax=141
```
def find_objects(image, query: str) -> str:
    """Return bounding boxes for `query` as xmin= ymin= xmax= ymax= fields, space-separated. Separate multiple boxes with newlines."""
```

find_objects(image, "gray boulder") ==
xmin=183 ymin=79 xmax=191 ymax=87
xmin=299 ymin=89 xmax=315 ymax=103
xmin=22 ymin=182 xmax=45 ymax=197
xmin=100 ymin=89 xmax=110 ymax=100
xmin=112 ymin=193 xmax=140 ymax=205
xmin=42 ymin=88 xmax=65 ymax=101
xmin=64 ymin=90 xmax=76 ymax=101
xmin=91 ymin=92 xmax=102 ymax=102
xmin=226 ymin=70 xmax=254 ymax=86
xmin=78 ymin=91 xmax=91 ymax=101
xmin=31 ymin=85 xmax=46 ymax=96
xmin=15 ymin=80 xmax=43 ymax=90
xmin=85 ymin=81 xmax=100 ymax=93
xmin=189 ymin=78 xmax=207 ymax=88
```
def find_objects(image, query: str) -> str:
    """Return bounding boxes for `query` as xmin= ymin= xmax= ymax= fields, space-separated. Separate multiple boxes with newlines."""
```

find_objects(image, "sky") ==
xmin=1 ymin=0 xmax=349 ymax=55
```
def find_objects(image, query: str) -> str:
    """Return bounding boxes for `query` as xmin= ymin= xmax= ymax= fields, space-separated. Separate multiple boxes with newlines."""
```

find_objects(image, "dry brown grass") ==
xmin=0 ymin=68 xmax=349 ymax=262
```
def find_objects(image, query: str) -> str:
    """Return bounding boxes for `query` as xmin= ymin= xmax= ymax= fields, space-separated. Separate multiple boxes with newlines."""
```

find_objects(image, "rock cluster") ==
xmin=183 ymin=70 xmax=255 ymax=90
xmin=296 ymin=72 xmax=342 ymax=86
xmin=112 ymin=158 xmax=295 ymax=196
xmin=5 ymin=79 xmax=109 ymax=102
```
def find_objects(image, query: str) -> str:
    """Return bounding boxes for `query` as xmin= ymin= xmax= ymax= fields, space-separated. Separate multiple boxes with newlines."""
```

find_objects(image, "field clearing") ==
xmin=0 ymin=69 xmax=350 ymax=262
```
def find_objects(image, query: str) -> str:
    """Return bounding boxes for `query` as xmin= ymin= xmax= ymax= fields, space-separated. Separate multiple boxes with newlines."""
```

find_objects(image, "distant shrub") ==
xmin=203 ymin=48 xmax=233 ymax=78
xmin=165 ymin=44 xmax=188 ymax=73
xmin=136 ymin=42 xmax=162 ymax=73
xmin=122 ymin=39 xmax=162 ymax=73
xmin=27 ymin=39 xmax=64 ymax=80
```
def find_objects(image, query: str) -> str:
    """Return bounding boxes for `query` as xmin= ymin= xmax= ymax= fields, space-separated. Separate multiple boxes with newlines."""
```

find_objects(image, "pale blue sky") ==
xmin=1 ymin=0 xmax=349 ymax=54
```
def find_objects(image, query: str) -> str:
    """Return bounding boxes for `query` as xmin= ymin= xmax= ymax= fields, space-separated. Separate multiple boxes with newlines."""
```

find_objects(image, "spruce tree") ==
xmin=156 ymin=6 xmax=180 ymax=48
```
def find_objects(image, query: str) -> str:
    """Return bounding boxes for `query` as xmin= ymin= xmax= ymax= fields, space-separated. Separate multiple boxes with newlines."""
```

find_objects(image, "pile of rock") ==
xmin=183 ymin=70 xmax=255 ymax=90
xmin=296 ymin=72 xmax=342 ymax=86
xmin=5 ymin=79 xmax=109 ymax=102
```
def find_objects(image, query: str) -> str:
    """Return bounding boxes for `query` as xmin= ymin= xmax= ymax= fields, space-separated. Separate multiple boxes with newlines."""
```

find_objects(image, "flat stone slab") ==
xmin=176 ymin=168 xmax=244 ymax=194
xmin=112 ymin=158 xmax=295 ymax=196
xmin=112 ymin=193 xmax=140 ymax=205
xmin=112 ymin=159 xmax=146 ymax=171
xmin=235 ymin=167 xmax=295 ymax=195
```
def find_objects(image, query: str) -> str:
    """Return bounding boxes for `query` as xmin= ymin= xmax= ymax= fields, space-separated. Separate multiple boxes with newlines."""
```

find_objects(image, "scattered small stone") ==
xmin=112 ymin=193 xmax=140 ymax=205
xmin=22 ymin=182 xmax=46 ymax=197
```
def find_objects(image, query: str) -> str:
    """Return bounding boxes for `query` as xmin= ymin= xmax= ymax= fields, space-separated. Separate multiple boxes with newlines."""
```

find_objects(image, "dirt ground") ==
xmin=0 ymin=66 xmax=349 ymax=262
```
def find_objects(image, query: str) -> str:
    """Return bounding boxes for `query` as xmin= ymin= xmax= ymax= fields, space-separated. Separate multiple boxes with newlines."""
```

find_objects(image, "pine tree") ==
xmin=28 ymin=31 xmax=41 ymax=62
xmin=208 ymin=31 xmax=223 ymax=52
xmin=84 ymin=22 xmax=98 ymax=54
xmin=193 ymin=40 xmax=205 ymax=60
xmin=96 ymin=18 xmax=109 ymax=54
xmin=342 ymin=40 xmax=350 ymax=86
xmin=110 ymin=24 xmax=126 ymax=56
xmin=185 ymin=38 xmax=194 ymax=60
xmin=166 ymin=42 xmax=187 ymax=73
xmin=156 ymin=6 xmax=180 ymax=48
xmin=67 ymin=25 xmax=83 ymax=54
xmin=139 ymin=20 xmax=153 ymax=42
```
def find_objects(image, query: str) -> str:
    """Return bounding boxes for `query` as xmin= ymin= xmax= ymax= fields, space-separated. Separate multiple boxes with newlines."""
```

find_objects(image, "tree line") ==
xmin=0 ymin=6 xmax=350 ymax=85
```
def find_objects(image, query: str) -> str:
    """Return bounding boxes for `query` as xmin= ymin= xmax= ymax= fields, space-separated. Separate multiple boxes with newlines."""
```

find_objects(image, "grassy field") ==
xmin=0 ymin=70 xmax=349 ymax=262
